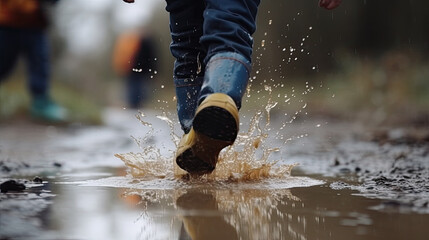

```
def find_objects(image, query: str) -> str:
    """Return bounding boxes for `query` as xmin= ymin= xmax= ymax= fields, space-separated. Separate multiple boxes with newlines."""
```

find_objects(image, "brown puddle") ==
xmin=43 ymin=173 xmax=428 ymax=240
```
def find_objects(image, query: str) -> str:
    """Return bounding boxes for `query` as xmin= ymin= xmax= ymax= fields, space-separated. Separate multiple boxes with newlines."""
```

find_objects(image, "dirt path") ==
xmin=1 ymin=108 xmax=428 ymax=239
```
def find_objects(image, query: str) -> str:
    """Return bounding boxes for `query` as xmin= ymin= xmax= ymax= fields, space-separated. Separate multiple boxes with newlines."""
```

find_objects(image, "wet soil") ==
xmin=281 ymin=119 xmax=429 ymax=213
xmin=1 ymin=108 xmax=428 ymax=239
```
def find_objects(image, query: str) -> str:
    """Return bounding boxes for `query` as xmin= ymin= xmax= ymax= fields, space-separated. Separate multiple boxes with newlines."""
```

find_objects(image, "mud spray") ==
xmin=115 ymin=89 xmax=297 ymax=182
xmin=114 ymin=16 xmax=319 ymax=183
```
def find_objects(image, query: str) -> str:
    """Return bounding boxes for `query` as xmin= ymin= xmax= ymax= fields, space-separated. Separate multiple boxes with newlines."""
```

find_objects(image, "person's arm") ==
xmin=319 ymin=0 xmax=342 ymax=10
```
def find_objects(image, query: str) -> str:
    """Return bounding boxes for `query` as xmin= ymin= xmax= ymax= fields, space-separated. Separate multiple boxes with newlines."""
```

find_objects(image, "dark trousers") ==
xmin=0 ymin=27 xmax=50 ymax=98
xmin=126 ymin=72 xmax=150 ymax=109
xmin=166 ymin=0 xmax=260 ymax=133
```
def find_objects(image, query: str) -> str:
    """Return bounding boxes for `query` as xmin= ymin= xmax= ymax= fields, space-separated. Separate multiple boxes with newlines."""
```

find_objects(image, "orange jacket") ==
xmin=112 ymin=32 xmax=141 ymax=76
xmin=0 ymin=0 xmax=48 ymax=29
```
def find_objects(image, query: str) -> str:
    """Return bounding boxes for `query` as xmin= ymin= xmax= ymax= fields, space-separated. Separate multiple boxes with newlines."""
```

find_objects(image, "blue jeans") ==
xmin=126 ymin=72 xmax=150 ymax=109
xmin=0 ymin=27 xmax=50 ymax=99
xmin=166 ymin=0 xmax=260 ymax=133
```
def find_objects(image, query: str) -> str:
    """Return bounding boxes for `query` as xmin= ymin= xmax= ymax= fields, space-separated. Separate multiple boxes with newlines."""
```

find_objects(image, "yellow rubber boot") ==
xmin=175 ymin=93 xmax=239 ymax=175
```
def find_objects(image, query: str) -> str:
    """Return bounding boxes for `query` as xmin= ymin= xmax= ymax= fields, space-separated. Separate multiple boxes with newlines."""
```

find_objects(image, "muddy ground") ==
xmin=1 ymin=108 xmax=428 ymax=239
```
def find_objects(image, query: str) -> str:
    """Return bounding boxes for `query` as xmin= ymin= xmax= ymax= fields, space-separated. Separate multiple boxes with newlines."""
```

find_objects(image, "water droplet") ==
xmin=269 ymin=19 xmax=272 ymax=25
xmin=161 ymin=85 xmax=164 ymax=89
xmin=264 ymin=85 xmax=272 ymax=92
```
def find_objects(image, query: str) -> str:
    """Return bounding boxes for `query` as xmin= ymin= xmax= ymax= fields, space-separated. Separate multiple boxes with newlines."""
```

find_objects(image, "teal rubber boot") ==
xmin=31 ymin=95 xmax=68 ymax=123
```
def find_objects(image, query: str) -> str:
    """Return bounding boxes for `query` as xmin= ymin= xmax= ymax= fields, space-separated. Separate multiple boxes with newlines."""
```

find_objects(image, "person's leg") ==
xmin=202 ymin=0 xmax=259 ymax=65
xmin=166 ymin=0 xmax=206 ymax=133
xmin=0 ymin=28 xmax=20 ymax=82
xmin=22 ymin=29 xmax=50 ymax=99
xmin=192 ymin=0 xmax=260 ymax=150
xmin=126 ymin=72 xmax=144 ymax=109
xmin=198 ymin=0 xmax=260 ymax=108
xmin=173 ymin=0 xmax=260 ymax=175
xmin=23 ymin=29 xmax=67 ymax=122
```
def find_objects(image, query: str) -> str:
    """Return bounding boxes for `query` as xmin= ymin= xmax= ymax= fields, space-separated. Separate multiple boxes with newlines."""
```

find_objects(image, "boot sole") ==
xmin=193 ymin=106 xmax=238 ymax=142
xmin=176 ymin=94 xmax=239 ymax=174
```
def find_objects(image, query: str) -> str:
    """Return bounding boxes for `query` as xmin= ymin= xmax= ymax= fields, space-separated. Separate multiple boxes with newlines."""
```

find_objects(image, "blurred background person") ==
xmin=112 ymin=28 xmax=158 ymax=109
xmin=0 ymin=0 xmax=67 ymax=122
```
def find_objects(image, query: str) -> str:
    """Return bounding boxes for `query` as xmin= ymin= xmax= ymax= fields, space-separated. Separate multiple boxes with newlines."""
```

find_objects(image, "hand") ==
xmin=319 ymin=0 xmax=342 ymax=10
xmin=123 ymin=0 xmax=135 ymax=3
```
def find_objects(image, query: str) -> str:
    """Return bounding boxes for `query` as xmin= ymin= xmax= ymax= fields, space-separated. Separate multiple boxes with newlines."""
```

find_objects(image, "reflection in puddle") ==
xmin=71 ymin=174 xmax=322 ymax=239
xmin=125 ymin=187 xmax=303 ymax=240
xmin=177 ymin=190 xmax=265 ymax=240
xmin=6 ymin=172 xmax=428 ymax=240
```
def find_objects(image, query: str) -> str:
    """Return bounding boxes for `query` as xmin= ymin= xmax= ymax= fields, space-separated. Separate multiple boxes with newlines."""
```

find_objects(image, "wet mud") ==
xmin=1 ymin=108 xmax=429 ymax=239
xmin=280 ymin=123 xmax=429 ymax=214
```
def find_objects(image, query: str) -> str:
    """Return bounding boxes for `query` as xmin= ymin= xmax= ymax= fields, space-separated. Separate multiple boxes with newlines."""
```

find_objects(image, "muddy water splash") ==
xmin=115 ymin=102 xmax=296 ymax=181
xmin=115 ymin=111 xmax=177 ymax=179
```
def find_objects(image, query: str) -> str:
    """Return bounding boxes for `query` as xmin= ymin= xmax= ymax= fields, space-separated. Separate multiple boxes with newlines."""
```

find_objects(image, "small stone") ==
xmin=0 ymin=180 xmax=26 ymax=193
xmin=33 ymin=176 xmax=43 ymax=183
xmin=333 ymin=158 xmax=340 ymax=166
xmin=1 ymin=165 xmax=11 ymax=172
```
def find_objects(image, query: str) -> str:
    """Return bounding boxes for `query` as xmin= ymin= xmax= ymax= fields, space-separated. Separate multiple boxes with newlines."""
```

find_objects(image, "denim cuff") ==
xmin=207 ymin=51 xmax=252 ymax=75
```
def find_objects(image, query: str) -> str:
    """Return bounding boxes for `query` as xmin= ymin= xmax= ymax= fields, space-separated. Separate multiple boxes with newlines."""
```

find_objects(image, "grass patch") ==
xmin=0 ymin=76 xmax=103 ymax=125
